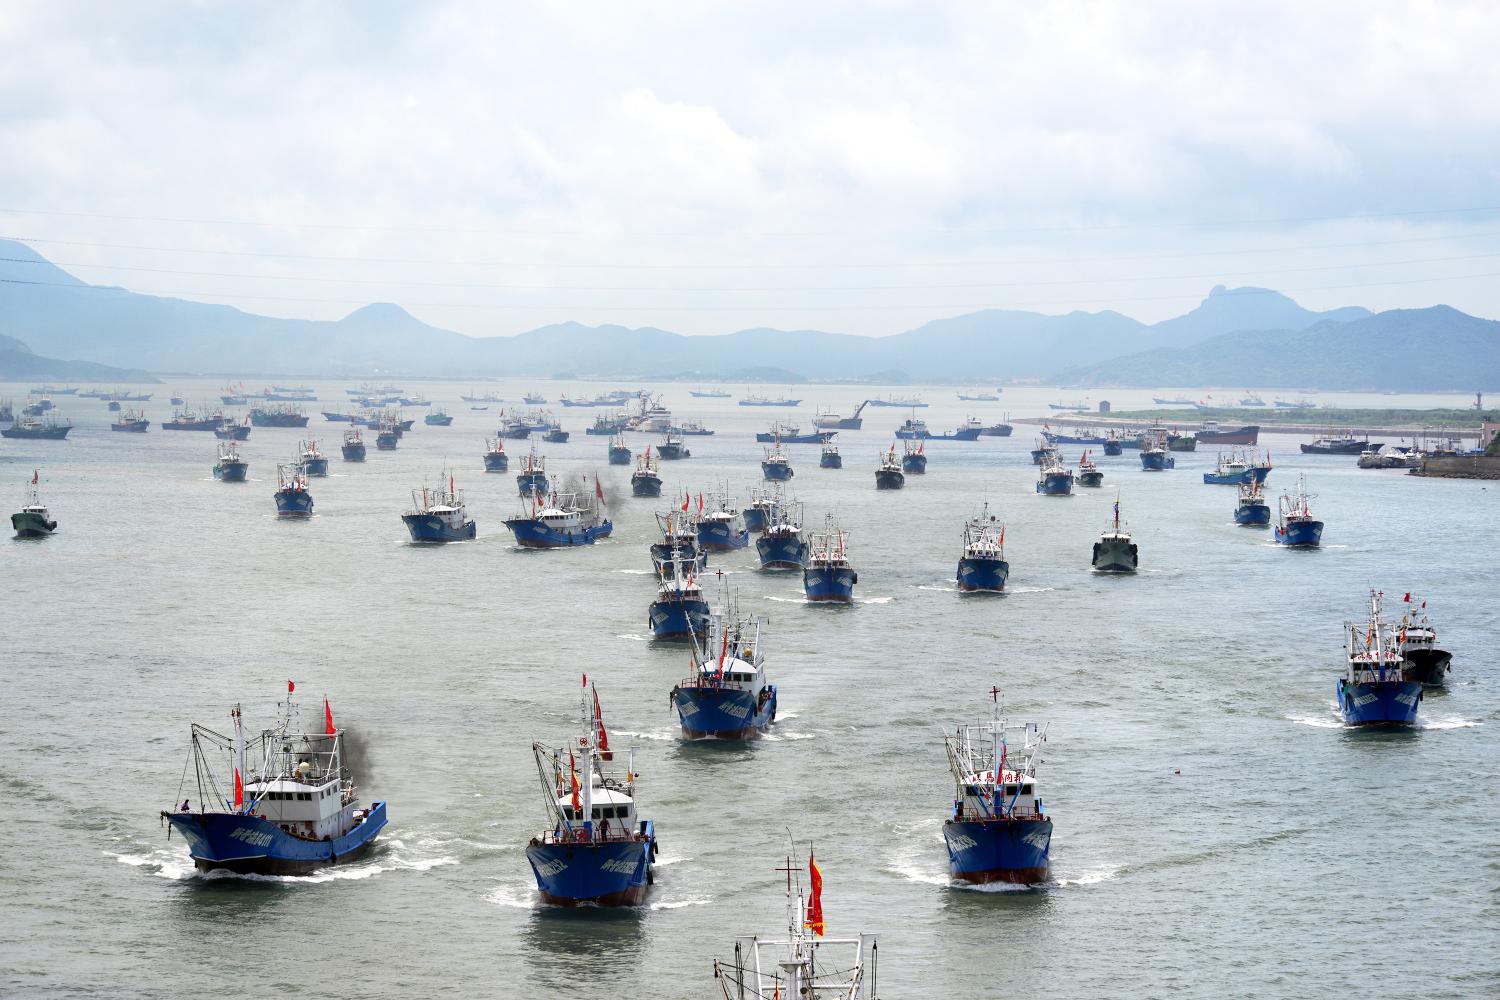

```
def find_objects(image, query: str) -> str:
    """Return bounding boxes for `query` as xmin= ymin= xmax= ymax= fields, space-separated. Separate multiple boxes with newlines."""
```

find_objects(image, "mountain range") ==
xmin=0 ymin=238 xmax=1492 ymax=389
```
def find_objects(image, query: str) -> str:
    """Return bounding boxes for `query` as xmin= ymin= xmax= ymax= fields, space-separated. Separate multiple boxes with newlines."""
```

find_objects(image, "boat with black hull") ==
xmin=869 ymin=394 xmax=926 ymax=408
xmin=1274 ymin=475 xmax=1323 ymax=547
xmin=652 ymin=508 xmax=707 ymax=578
xmin=1139 ymin=424 xmax=1175 ymax=471
xmin=112 ymin=409 xmax=150 ymax=433
xmin=403 ymin=474 xmax=477 ymax=543
xmin=1076 ymin=451 xmax=1103 ymax=487
xmin=875 ymin=446 xmax=905 ymax=489
xmin=1234 ymin=481 xmax=1271 ymax=526
xmin=1337 ymin=591 xmax=1422 ymax=726
xmin=979 ymin=414 xmax=1014 ymax=437
xmin=274 ymin=464 xmax=314 ymax=517
xmin=3 ymin=415 xmax=73 ymax=440
xmin=689 ymin=388 xmax=731 ymax=398
xmin=739 ymin=394 xmax=802 ymax=407
xmin=943 ymin=691 xmax=1052 ymax=885
xmin=542 ymin=422 xmax=569 ymax=444
xmin=756 ymin=498 xmax=808 ymax=570
xmin=341 ymin=428 xmax=366 ymax=462
xmin=657 ymin=430 xmax=691 ymax=461
xmin=1195 ymin=421 xmax=1259 ymax=445
xmin=161 ymin=691 xmax=386 ymax=875
xmin=12 ymin=471 xmax=56 ymax=538
xmin=608 ymin=435 xmax=632 ymax=465
xmin=755 ymin=421 xmax=828 ymax=445
xmin=215 ymin=417 xmax=252 ymax=441
xmin=527 ymin=683 xmax=656 ymax=906
xmin=298 ymin=439 xmax=329 ymax=477
xmin=1092 ymin=496 xmax=1137 ymax=572
xmin=820 ymin=442 xmax=842 ymax=468
xmin=1043 ymin=426 xmax=1108 ymax=446
xmin=587 ymin=412 xmax=629 ymax=436
xmin=1302 ymin=431 xmax=1380 ymax=455
xmin=1397 ymin=594 xmax=1452 ymax=688
xmin=648 ymin=559 xmax=710 ymax=640
xmin=481 ymin=437 xmax=508 ymax=472
xmin=631 ymin=448 xmax=662 ymax=497
xmin=164 ymin=407 xmax=223 ymax=432
xmin=803 ymin=513 xmax=857 ymax=603
xmin=672 ymin=597 xmax=777 ymax=739
xmin=505 ymin=482 xmax=613 ymax=548
xmin=212 ymin=443 xmax=249 ymax=482
xmin=956 ymin=503 xmax=1007 ymax=593
xmin=1030 ymin=440 xmax=1059 ymax=465
xmin=250 ymin=404 xmax=310 ymax=428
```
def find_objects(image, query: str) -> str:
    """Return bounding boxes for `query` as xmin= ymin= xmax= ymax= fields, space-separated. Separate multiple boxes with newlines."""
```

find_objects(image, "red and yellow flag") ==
xmin=568 ymin=749 xmax=581 ymax=813
xmin=806 ymin=851 xmax=825 ymax=937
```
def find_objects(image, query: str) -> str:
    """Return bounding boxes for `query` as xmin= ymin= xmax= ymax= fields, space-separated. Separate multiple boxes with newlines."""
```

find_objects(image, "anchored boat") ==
xmin=739 ymin=394 xmax=802 ymax=407
xmin=11 ymin=471 xmax=56 ymax=538
xmin=875 ymin=446 xmax=905 ymax=489
xmin=527 ymin=682 xmax=656 ymax=906
xmin=631 ymin=447 xmax=663 ymax=497
xmin=755 ymin=421 xmax=828 ymax=444
xmin=812 ymin=400 xmax=868 ymax=430
xmin=2 ymin=414 xmax=73 ymax=439
xmin=111 ymin=409 xmax=150 ymax=432
xmin=403 ymin=473 xmax=477 ymax=543
xmin=803 ymin=513 xmax=857 ymax=603
xmin=212 ymin=442 xmax=248 ymax=482
xmin=249 ymin=404 xmax=310 ymax=428
xmin=956 ymin=503 xmax=1008 ymax=593
xmin=1234 ymin=480 xmax=1271 ymax=526
xmin=672 ymin=597 xmax=777 ymax=738
xmin=341 ymin=428 xmax=366 ymax=462
xmin=757 ymin=498 xmax=808 ymax=570
xmin=1301 ymin=431 xmax=1380 ymax=455
xmin=1337 ymin=591 xmax=1422 ymax=726
xmin=163 ymin=407 xmax=222 ymax=431
xmin=542 ymin=422 xmax=569 ymax=443
xmin=648 ymin=559 xmax=710 ymax=640
xmin=160 ymin=689 xmax=386 ymax=875
xmin=1274 ymin=475 xmax=1323 ymax=547
xmin=504 ymin=481 xmax=613 ymax=547
xmin=423 ymin=408 xmax=453 ymax=427
xmin=1092 ymin=496 xmax=1137 ymax=572
xmin=1196 ymin=421 xmax=1260 ymax=445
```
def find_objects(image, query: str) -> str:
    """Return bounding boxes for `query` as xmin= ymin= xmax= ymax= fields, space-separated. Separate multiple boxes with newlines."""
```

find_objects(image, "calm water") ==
xmin=2 ymin=380 xmax=1496 ymax=998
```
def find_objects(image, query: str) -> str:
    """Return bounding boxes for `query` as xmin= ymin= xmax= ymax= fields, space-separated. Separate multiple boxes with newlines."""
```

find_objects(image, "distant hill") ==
xmin=0 ymin=238 xmax=1479 ymax=385
xmin=1058 ymin=306 xmax=1500 ymax=391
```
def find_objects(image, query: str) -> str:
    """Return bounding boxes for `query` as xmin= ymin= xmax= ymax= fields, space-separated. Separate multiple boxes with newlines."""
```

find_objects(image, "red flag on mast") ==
xmin=31 ymin=469 xmax=39 ymax=485
xmin=593 ymin=687 xmax=612 ymax=760
xmin=595 ymin=477 xmax=605 ymax=503
xmin=698 ymin=492 xmax=704 ymax=514
xmin=806 ymin=851 xmax=825 ymax=937
xmin=324 ymin=697 xmax=336 ymax=736
xmin=233 ymin=768 xmax=244 ymax=810
xmin=287 ymin=679 xmax=295 ymax=694
xmin=681 ymin=493 xmax=689 ymax=513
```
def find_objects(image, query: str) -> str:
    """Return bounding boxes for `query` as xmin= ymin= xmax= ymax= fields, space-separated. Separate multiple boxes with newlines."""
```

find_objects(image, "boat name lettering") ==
xmin=1023 ymin=828 xmax=1050 ymax=850
xmin=535 ymin=859 xmax=568 ymax=877
xmin=601 ymin=858 xmax=639 ymax=876
xmin=722 ymin=702 xmax=751 ymax=719
xmin=948 ymin=834 xmax=977 ymax=851
xmin=230 ymin=827 xmax=275 ymax=847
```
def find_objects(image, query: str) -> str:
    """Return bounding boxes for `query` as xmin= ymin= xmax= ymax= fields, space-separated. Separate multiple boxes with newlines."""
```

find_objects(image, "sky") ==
xmin=3 ymin=1 xmax=1500 ymax=338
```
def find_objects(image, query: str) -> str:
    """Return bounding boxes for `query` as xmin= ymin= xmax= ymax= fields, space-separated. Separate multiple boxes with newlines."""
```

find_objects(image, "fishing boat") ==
xmin=1035 ymin=455 xmax=1074 ymax=495
xmin=956 ymin=503 xmax=1008 ymax=593
xmin=757 ymin=498 xmax=808 ymax=570
xmin=893 ymin=416 xmax=929 ymax=439
xmin=608 ymin=435 xmax=632 ymax=465
xmin=697 ymin=493 xmax=749 ymax=551
xmin=212 ymin=442 xmax=249 ymax=482
xmin=1233 ymin=481 xmax=1271 ymax=526
xmin=274 ymin=464 xmax=314 ymax=517
xmin=957 ymin=390 xmax=1001 ymax=401
xmin=2 ymin=414 xmax=72 ymax=439
xmin=1047 ymin=399 xmax=1089 ymax=411
xmin=1201 ymin=449 xmax=1270 ymax=485
xmin=542 ymin=422 xmax=570 ymax=444
xmin=689 ymin=388 xmax=731 ymax=398
xmin=1076 ymin=451 xmax=1103 ymax=487
xmin=322 ymin=410 xmax=357 ymax=422
xmin=820 ymin=442 xmax=843 ymax=468
xmin=1275 ymin=396 xmax=1318 ymax=409
xmin=812 ymin=401 xmax=869 ymax=430
xmin=112 ymin=409 xmax=150 ymax=433
xmin=402 ymin=473 xmax=477 ymax=543
xmin=527 ymin=682 xmax=655 ymax=906
xmin=163 ymin=407 xmax=222 ymax=432
xmin=673 ymin=419 xmax=715 ymax=437
xmin=215 ymin=417 xmax=252 ymax=441
xmin=651 ymin=508 xmax=707 ymax=578
xmin=299 ymin=439 xmax=329 ymax=477
xmin=1337 ymin=591 xmax=1422 ymax=727
xmin=868 ymin=394 xmax=926 ymax=408
xmin=0 ymin=400 xmax=11 ymax=422
xmin=587 ymin=412 xmax=629 ymax=436
xmin=978 ymin=419 xmax=1014 ymax=437
xmin=1273 ymin=474 xmax=1323 ymax=547
xmin=341 ymin=428 xmax=366 ymax=462
xmin=497 ymin=416 xmax=532 ymax=440
xmin=647 ymin=560 xmax=710 ymax=640
xmin=399 ymin=396 xmax=431 ymax=408
xmin=743 ymin=484 xmax=778 ymax=533
xmin=1030 ymin=441 xmax=1059 ymax=466
xmin=1396 ymin=593 xmax=1452 ymax=687
xmin=901 ymin=439 xmax=927 ymax=474
xmin=762 ymin=440 xmax=795 ymax=481
xmin=521 ymin=392 xmax=547 ymax=404
xmin=23 ymin=396 xmax=53 ymax=414
xmin=1167 ymin=432 xmax=1197 ymax=452
xmin=755 ymin=421 xmax=828 ymax=444
xmin=461 ymin=391 xmax=503 ymax=403
xmin=671 ymin=598 xmax=777 ymax=738
xmin=1042 ymin=427 xmax=1108 ymax=446
xmin=943 ymin=691 xmax=1051 ymax=884
xmin=33 ymin=385 xmax=77 ymax=396
xmin=1138 ymin=424 xmax=1175 ymax=471
xmin=515 ymin=447 xmax=548 ymax=496
xmin=1301 ymin=431 xmax=1380 ymax=455
xmin=1092 ymin=495 xmax=1137 ymax=572
xmin=160 ymin=689 xmax=386 ymax=875
xmin=1239 ymin=393 xmax=1267 ymax=407
xmin=1153 ymin=395 xmax=1196 ymax=405
xmin=739 ymin=394 xmax=802 ymax=407
xmin=657 ymin=430 xmax=691 ymax=460
xmin=424 ymin=409 xmax=453 ymax=427
xmin=480 ymin=437 xmax=508 ymax=472
xmin=874 ymin=446 xmax=905 ymax=490
xmin=1196 ymin=421 xmax=1259 ymax=445
xmin=249 ymin=404 xmax=310 ymax=428
xmin=631 ymin=447 xmax=663 ymax=497
xmin=1102 ymin=431 xmax=1125 ymax=456
xmin=504 ymin=482 xmax=613 ymax=547
xmin=11 ymin=471 xmax=56 ymax=538
xmin=803 ymin=513 xmax=857 ymax=603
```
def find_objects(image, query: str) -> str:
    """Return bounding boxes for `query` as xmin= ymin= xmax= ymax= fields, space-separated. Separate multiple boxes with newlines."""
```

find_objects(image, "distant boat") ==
xmin=2 ymin=414 xmax=72 ymax=439
xmin=1301 ymin=431 xmax=1379 ymax=455
xmin=755 ymin=421 xmax=828 ymax=444
xmin=1275 ymin=397 xmax=1317 ymax=409
xmin=1239 ymin=393 xmax=1267 ymax=407
xmin=460 ymin=391 xmax=503 ymax=403
xmin=868 ymin=394 xmax=926 ymax=408
xmin=607 ymin=435 xmax=631 ymax=466
xmin=1196 ymin=421 xmax=1260 ymax=445
xmin=482 ymin=437 xmax=508 ymax=472
xmin=631 ymin=447 xmax=662 ymax=497
xmin=956 ymin=390 xmax=1001 ymax=401
xmin=819 ymin=442 xmax=842 ymax=469
xmin=375 ymin=421 xmax=400 ymax=451
xmin=761 ymin=440 xmax=795 ymax=481
xmin=163 ymin=407 xmax=222 ymax=431
xmin=1202 ymin=449 xmax=1271 ymax=486
xmin=341 ymin=428 xmax=366 ymax=462
xmin=1152 ymin=395 xmax=1196 ymax=405
xmin=688 ymin=388 xmax=731 ymax=398
xmin=522 ymin=392 xmax=548 ymax=405
xmin=423 ymin=409 xmax=453 ymax=427
xmin=402 ymin=473 xmax=477 ymax=543
xmin=900 ymin=439 xmax=927 ymax=474
xmin=1047 ymin=398 xmax=1089 ymax=411
xmin=587 ymin=412 xmax=629 ymax=436
xmin=111 ymin=409 xmax=150 ymax=433
xmin=297 ymin=439 xmax=328 ymax=477
xmin=1092 ymin=495 xmax=1137 ymax=572
xmin=215 ymin=417 xmax=252 ymax=441
xmin=250 ymin=404 xmax=310 ymax=428
xmin=212 ymin=442 xmax=249 ymax=482
xmin=811 ymin=401 xmax=868 ymax=430
xmin=656 ymin=430 xmax=691 ymax=460
xmin=12 ymin=470 xmax=57 ymax=538
xmin=542 ymin=422 xmax=570 ymax=444
xmin=739 ymin=394 xmax=802 ymax=407
xmin=322 ymin=410 xmax=357 ymax=422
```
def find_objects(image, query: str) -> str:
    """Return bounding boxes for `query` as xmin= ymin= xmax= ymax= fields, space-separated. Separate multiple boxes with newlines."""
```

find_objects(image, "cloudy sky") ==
xmin=3 ymin=1 xmax=1499 ymax=337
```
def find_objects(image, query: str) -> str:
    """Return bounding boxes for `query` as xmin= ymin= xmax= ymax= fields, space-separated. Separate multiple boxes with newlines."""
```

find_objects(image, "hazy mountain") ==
xmin=0 ymin=239 xmax=1470 ymax=384
xmin=0 ymin=333 xmax=158 ymax=383
xmin=1058 ymin=305 xmax=1499 ymax=392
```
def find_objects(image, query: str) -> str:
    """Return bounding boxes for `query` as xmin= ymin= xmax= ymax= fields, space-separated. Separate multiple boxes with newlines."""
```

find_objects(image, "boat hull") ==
xmin=674 ymin=684 xmax=777 ymax=738
xmin=213 ymin=461 xmax=249 ymax=483
xmin=1274 ymin=519 xmax=1324 ymax=547
xmin=608 ymin=447 xmax=632 ymax=466
xmin=525 ymin=831 xmax=656 ymax=907
xmin=164 ymin=803 xmax=387 ymax=876
xmin=1404 ymin=649 xmax=1452 ymax=687
xmin=901 ymin=454 xmax=928 ymax=473
xmin=12 ymin=512 xmax=57 ymax=537
xmin=2 ymin=426 xmax=71 ymax=439
xmin=943 ymin=817 xmax=1052 ymax=885
xmin=1035 ymin=474 xmax=1073 ymax=495
xmin=1234 ymin=502 xmax=1271 ymax=525
xmin=697 ymin=522 xmax=748 ymax=552
xmin=1102 ymin=440 xmax=1123 ymax=456
xmin=111 ymin=421 xmax=150 ymax=432
xmin=505 ymin=517 xmax=612 ymax=547
xmin=656 ymin=444 xmax=690 ymax=460
xmin=875 ymin=469 xmax=905 ymax=489
xmin=1139 ymin=452 xmax=1175 ymax=471
xmin=803 ymin=564 xmax=857 ymax=602
xmin=756 ymin=533 xmax=808 ymax=570
xmin=1092 ymin=537 xmax=1138 ymax=572
xmin=403 ymin=514 xmax=477 ymax=543
xmin=630 ymin=473 xmax=662 ymax=497
xmin=216 ymin=425 xmax=252 ymax=440
xmin=742 ymin=506 xmax=770 ymax=533
xmin=897 ymin=428 xmax=980 ymax=441
xmin=651 ymin=547 xmax=707 ymax=578
xmin=302 ymin=458 xmax=329 ymax=477
xmin=979 ymin=424 xmax=1013 ymax=437
xmin=274 ymin=489 xmax=314 ymax=516
xmin=820 ymin=453 xmax=843 ymax=468
xmin=648 ymin=596 xmax=711 ymax=639
xmin=1203 ymin=465 xmax=1271 ymax=485
xmin=957 ymin=556 xmax=1009 ymax=592
xmin=342 ymin=444 xmax=366 ymax=462
xmin=1198 ymin=426 xmax=1259 ymax=445
xmin=1077 ymin=471 xmax=1104 ymax=487
xmin=755 ymin=432 xmax=826 ymax=444
xmin=1336 ymin=678 xmax=1422 ymax=726
xmin=517 ymin=472 xmax=549 ymax=496
xmin=482 ymin=452 xmax=509 ymax=472
xmin=761 ymin=461 xmax=794 ymax=481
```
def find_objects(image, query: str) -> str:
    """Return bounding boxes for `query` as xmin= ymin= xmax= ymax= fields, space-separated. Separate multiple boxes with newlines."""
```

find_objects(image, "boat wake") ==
xmin=615 ymin=633 xmax=652 ymax=642
xmin=1006 ymin=586 xmax=1055 ymax=594
xmin=614 ymin=729 xmax=676 ymax=742
xmin=614 ymin=569 xmax=655 ymax=575
xmin=1418 ymin=716 xmax=1481 ymax=730
xmin=916 ymin=584 xmax=960 ymax=593
xmin=856 ymin=596 xmax=894 ymax=605
xmin=649 ymin=897 xmax=713 ymax=910
xmin=107 ymin=835 xmax=457 ymax=884
xmin=488 ymin=883 xmax=538 ymax=909
xmin=1286 ymin=713 xmax=1344 ymax=729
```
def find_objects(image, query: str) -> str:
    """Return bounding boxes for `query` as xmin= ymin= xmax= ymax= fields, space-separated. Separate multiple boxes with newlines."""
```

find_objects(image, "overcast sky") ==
xmin=3 ymin=1 xmax=1499 ymax=337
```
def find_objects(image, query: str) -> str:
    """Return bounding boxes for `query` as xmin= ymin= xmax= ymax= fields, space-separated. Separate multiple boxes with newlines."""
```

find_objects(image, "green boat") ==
xmin=12 ymin=473 xmax=57 ymax=538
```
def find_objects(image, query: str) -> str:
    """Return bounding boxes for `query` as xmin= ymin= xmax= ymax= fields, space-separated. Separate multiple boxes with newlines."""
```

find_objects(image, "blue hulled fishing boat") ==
xmin=743 ymin=485 xmax=777 ymax=533
xmin=1042 ymin=426 xmax=1108 ymax=446
xmin=943 ymin=690 xmax=1052 ymax=885
xmin=215 ymin=417 xmax=251 ymax=441
xmin=1274 ymin=475 xmax=1323 ymax=547
xmin=527 ymin=682 xmax=656 ymax=906
xmin=608 ymin=435 xmax=632 ymax=465
xmin=647 ymin=560 xmax=710 ymax=640
xmin=756 ymin=498 xmax=807 ymax=570
xmin=375 ymin=422 xmax=399 ymax=451
xmin=504 ymin=481 xmax=613 ymax=547
xmin=671 ymin=599 xmax=777 ymax=739
xmin=542 ymin=422 xmax=569 ymax=444
xmin=212 ymin=442 xmax=248 ymax=482
xmin=761 ymin=441 xmax=794 ymax=481
xmin=1030 ymin=440 xmax=1059 ymax=465
xmin=341 ymin=428 xmax=366 ymax=461
xmin=755 ymin=421 xmax=827 ymax=445
xmin=402 ymin=473 xmax=477 ymax=543
xmin=1337 ymin=591 xmax=1422 ymax=726
xmin=819 ymin=442 xmax=842 ymax=469
xmin=697 ymin=493 xmax=749 ymax=551
xmin=588 ymin=412 xmax=629 ymax=436
xmin=299 ymin=439 xmax=329 ymax=477
xmin=875 ymin=446 xmax=905 ymax=490
xmin=631 ymin=447 xmax=662 ymax=497
xmin=516 ymin=448 xmax=548 ymax=496
xmin=161 ymin=689 xmax=386 ymax=875
xmin=803 ymin=513 xmax=857 ymax=603
xmin=482 ymin=437 xmax=508 ymax=472
xmin=1202 ymin=449 xmax=1272 ymax=485
xmin=1102 ymin=431 xmax=1125 ymax=456
xmin=112 ymin=409 xmax=150 ymax=432
xmin=1139 ymin=424 xmax=1175 ymax=471
xmin=423 ymin=408 xmax=453 ymax=427
xmin=957 ymin=503 xmax=1008 ymax=593
xmin=1035 ymin=455 xmax=1074 ymax=495
xmin=274 ymin=465 xmax=314 ymax=517
xmin=651 ymin=508 xmax=707 ymax=578
xmin=1076 ymin=451 xmax=1103 ymax=487
xmin=901 ymin=439 xmax=927 ymax=474
xmin=1234 ymin=481 xmax=1270 ymax=525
